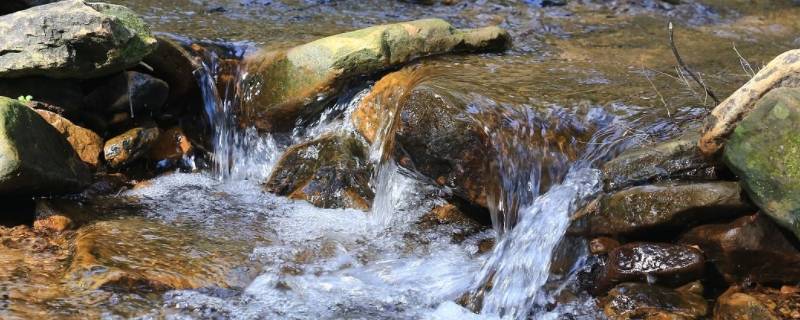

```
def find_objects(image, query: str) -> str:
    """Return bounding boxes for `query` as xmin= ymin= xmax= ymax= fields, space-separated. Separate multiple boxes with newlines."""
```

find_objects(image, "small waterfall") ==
xmin=191 ymin=43 xmax=280 ymax=181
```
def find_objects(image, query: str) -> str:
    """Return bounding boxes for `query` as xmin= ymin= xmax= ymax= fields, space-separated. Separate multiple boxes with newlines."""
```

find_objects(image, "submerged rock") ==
xmin=243 ymin=18 xmax=511 ymax=131
xmin=603 ymin=282 xmax=708 ymax=320
xmin=597 ymin=243 xmax=704 ymax=291
xmin=602 ymin=132 xmax=720 ymax=191
xmin=570 ymin=181 xmax=753 ymax=236
xmin=34 ymin=110 xmax=103 ymax=167
xmin=679 ymin=214 xmax=800 ymax=284
xmin=714 ymin=286 xmax=800 ymax=320
xmin=0 ymin=97 xmax=90 ymax=195
xmin=67 ymin=218 xmax=250 ymax=291
xmin=700 ymin=49 xmax=800 ymax=156
xmin=103 ymin=127 xmax=160 ymax=168
xmin=85 ymin=71 xmax=170 ymax=116
xmin=264 ymin=133 xmax=374 ymax=210
xmin=0 ymin=0 xmax=157 ymax=79
xmin=723 ymin=87 xmax=800 ymax=240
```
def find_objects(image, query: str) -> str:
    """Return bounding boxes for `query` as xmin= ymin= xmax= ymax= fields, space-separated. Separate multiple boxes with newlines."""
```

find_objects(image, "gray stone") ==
xmin=0 ymin=0 xmax=157 ymax=79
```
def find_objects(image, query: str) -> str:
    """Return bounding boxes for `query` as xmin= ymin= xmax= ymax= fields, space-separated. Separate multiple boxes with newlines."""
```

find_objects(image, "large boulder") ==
xmin=264 ymin=133 xmax=374 ymax=210
xmin=34 ymin=110 xmax=103 ymax=167
xmin=570 ymin=181 xmax=753 ymax=236
xmin=602 ymin=282 xmax=708 ymax=320
xmin=679 ymin=214 xmax=800 ymax=284
xmin=0 ymin=97 xmax=90 ymax=195
xmin=723 ymin=87 xmax=800 ymax=240
xmin=596 ymin=243 xmax=704 ymax=291
xmin=714 ymin=286 xmax=800 ymax=320
xmin=242 ymin=18 xmax=511 ymax=131
xmin=602 ymin=132 xmax=720 ymax=191
xmin=700 ymin=49 xmax=800 ymax=156
xmin=0 ymin=0 xmax=157 ymax=79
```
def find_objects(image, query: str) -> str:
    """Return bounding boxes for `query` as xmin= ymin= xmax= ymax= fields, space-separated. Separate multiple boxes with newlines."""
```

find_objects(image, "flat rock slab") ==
xmin=0 ymin=0 xmax=156 ymax=79
xmin=243 ymin=18 xmax=511 ymax=131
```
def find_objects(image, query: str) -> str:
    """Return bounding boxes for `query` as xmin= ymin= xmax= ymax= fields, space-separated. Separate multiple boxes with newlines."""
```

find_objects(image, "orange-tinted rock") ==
xmin=590 ymin=237 xmax=620 ymax=255
xmin=34 ymin=109 xmax=103 ymax=167
xmin=103 ymin=127 xmax=160 ymax=168
xmin=147 ymin=127 xmax=193 ymax=161
xmin=714 ymin=286 xmax=800 ymax=320
xmin=33 ymin=215 xmax=73 ymax=233
xmin=679 ymin=213 xmax=800 ymax=285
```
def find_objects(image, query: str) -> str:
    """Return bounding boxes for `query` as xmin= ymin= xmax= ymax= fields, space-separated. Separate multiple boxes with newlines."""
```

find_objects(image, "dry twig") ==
xmin=668 ymin=21 xmax=720 ymax=105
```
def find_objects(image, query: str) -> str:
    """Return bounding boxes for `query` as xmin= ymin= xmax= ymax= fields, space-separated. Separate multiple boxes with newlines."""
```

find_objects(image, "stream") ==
xmin=3 ymin=0 xmax=800 ymax=319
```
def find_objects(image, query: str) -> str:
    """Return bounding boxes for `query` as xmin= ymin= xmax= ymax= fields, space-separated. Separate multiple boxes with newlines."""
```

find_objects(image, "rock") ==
xmin=714 ymin=286 xmax=800 ymax=320
xmin=570 ymin=181 xmax=753 ymax=236
xmin=103 ymin=127 xmax=160 ymax=168
xmin=700 ymin=49 xmax=800 ymax=156
xmin=264 ymin=133 xmax=374 ymax=210
xmin=597 ymin=243 xmax=704 ymax=291
xmin=0 ymin=97 xmax=90 ymax=195
xmin=80 ymin=173 xmax=131 ymax=198
xmin=723 ymin=88 xmax=800 ymax=240
xmin=421 ymin=203 xmax=472 ymax=225
xmin=602 ymin=132 xmax=720 ymax=191
xmin=603 ymin=282 xmax=708 ymax=320
xmin=0 ymin=77 xmax=85 ymax=111
xmin=34 ymin=110 xmax=103 ymax=167
xmin=85 ymin=71 xmax=170 ymax=116
xmin=0 ymin=0 xmax=157 ymax=79
xmin=147 ymin=127 xmax=193 ymax=161
xmin=353 ymin=69 xmax=493 ymax=209
xmin=243 ymin=18 xmax=511 ymax=131
xmin=67 ymin=218 xmax=249 ymax=291
xmin=679 ymin=214 xmax=800 ymax=284
xmin=33 ymin=215 xmax=72 ymax=233
xmin=142 ymin=36 xmax=202 ymax=117
xmin=590 ymin=237 xmax=620 ymax=255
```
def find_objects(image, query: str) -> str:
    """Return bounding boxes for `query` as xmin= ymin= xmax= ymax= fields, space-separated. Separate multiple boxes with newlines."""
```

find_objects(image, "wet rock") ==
xmin=723 ymin=87 xmax=800 ymax=240
xmin=597 ymin=243 xmax=704 ymax=291
xmin=420 ymin=203 xmax=473 ymax=225
xmin=714 ymin=286 xmax=800 ymax=320
xmin=103 ymin=127 xmax=160 ymax=168
xmin=243 ymin=18 xmax=511 ymax=131
xmin=570 ymin=181 xmax=753 ymax=236
xmin=353 ymin=70 xmax=492 ymax=209
xmin=142 ymin=36 xmax=202 ymax=117
xmin=679 ymin=214 xmax=800 ymax=284
xmin=0 ymin=0 xmax=157 ymax=79
xmin=33 ymin=215 xmax=72 ymax=233
xmin=0 ymin=97 xmax=90 ymax=195
xmin=264 ymin=133 xmax=373 ymax=210
xmin=34 ymin=110 xmax=103 ymax=167
xmin=602 ymin=132 xmax=720 ymax=191
xmin=85 ymin=71 xmax=169 ymax=116
xmin=79 ymin=173 xmax=131 ymax=198
xmin=701 ymin=49 xmax=800 ymax=156
xmin=67 ymin=218 xmax=249 ymax=291
xmin=0 ymin=77 xmax=85 ymax=111
xmin=602 ymin=282 xmax=708 ymax=320
xmin=147 ymin=127 xmax=193 ymax=162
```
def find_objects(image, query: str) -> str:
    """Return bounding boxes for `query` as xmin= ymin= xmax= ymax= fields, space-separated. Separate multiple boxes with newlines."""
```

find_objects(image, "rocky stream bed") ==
xmin=1 ymin=0 xmax=800 ymax=319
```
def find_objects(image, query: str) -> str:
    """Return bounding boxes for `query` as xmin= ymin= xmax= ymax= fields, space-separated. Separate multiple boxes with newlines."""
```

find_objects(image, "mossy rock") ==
xmin=723 ymin=87 xmax=800 ymax=240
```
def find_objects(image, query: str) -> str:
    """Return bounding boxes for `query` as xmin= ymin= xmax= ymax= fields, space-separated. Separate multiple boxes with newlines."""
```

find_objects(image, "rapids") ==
xmin=4 ymin=0 xmax=800 ymax=319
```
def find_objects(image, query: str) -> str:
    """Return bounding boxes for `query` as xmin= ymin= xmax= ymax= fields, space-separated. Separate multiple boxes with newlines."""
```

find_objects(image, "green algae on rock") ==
xmin=243 ymin=18 xmax=511 ymax=131
xmin=0 ymin=0 xmax=157 ymax=79
xmin=0 ymin=97 xmax=90 ymax=195
xmin=723 ymin=87 xmax=800 ymax=240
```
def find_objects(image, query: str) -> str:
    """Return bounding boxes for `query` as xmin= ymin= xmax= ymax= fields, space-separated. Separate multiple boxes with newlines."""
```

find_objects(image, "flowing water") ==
xmin=3 ymin=0 xmax=800 ymax=319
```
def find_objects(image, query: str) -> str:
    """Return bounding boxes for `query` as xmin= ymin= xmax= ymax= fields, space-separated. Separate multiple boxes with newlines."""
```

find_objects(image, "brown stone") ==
xmin=34 ymin=109 xmax=103 ymax=167
xmin=679 ymin=213 xmax=800 ymax=284
xmin=597 ymin=243 xmax=704 ymax=291
xmin=714 ymin=286 xmax=800 ymax=320
xmin=103 ymin=127 xmax=160 ymax=168
xmin=590 ymin=237 xmax=620 ymax=255
xmin=603 ymin=282 xmax=708 ymax=320
xmin=33 ymin=215 xmax=73 ymax=233
xmin=147 ymin=127 xmax=193 ymax=161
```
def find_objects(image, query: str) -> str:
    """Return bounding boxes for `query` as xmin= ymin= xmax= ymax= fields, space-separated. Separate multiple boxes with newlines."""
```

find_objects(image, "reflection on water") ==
xmin=5 ymin=0 xmax=800 ymax=318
